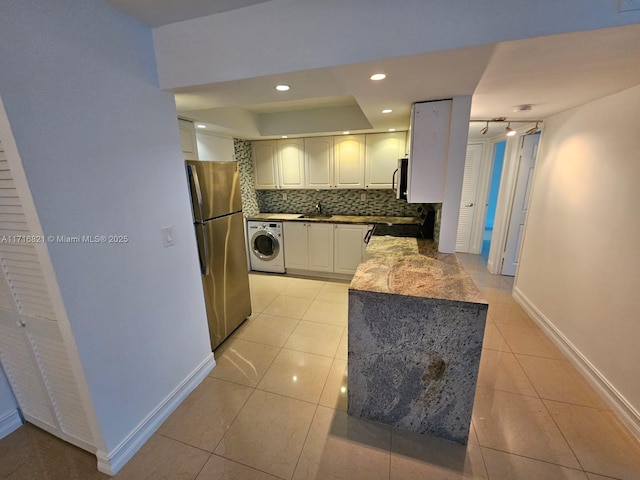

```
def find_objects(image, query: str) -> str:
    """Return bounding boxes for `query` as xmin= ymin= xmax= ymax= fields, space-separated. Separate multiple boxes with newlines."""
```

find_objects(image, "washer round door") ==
xmin=251 ymin=230 xmax=280 ymax=260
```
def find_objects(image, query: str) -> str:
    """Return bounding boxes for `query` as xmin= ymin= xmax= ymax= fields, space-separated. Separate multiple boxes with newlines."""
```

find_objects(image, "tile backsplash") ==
xmin=258 ymin=189 xmax=426 ymax=217
xmin=234 ymin=139 xmax=260 ymax=217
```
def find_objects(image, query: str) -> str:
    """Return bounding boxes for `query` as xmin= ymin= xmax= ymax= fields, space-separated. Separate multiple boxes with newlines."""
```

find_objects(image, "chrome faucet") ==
xmin=315 ymin=201 xmax=323 ymax=215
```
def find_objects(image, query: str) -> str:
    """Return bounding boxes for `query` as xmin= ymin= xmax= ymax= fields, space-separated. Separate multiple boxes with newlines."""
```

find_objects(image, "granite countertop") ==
xmin=247 ymin=212 xmax=420 ymax=225
xmin=351 ymin=236 xmax=487 ymax=305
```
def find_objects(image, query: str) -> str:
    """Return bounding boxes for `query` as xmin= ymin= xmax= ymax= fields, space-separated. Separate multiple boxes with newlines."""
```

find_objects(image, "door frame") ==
xmin=486 ymin=122 xmax=544 ymax=274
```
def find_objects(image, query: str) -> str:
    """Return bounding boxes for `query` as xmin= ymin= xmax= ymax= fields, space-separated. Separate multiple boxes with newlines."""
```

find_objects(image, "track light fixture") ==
xmin=471 ymin=119 xmax=543 ymax=137
xmin=525 ymin=122 xmax=540 ymax=135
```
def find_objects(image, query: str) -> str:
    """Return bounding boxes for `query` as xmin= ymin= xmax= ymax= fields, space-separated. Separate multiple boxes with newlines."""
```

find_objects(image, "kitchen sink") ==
xmin=298 ymin=213 xmax=333 ymax=219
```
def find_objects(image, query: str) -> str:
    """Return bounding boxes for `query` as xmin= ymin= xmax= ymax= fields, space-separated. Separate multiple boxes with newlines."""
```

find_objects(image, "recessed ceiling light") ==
xmin=370 ymin=73 xmax=386 ymax=81
xmin=196 ymin=124 xmax=206 ymax=129
xmin=275 ymin=84 xmax=290 ymax=91
xmin=388 ymin=128 xmax=396 ymax=132
xmin=381 ymin=109 xmax=392 ymax=114
xmin=342 ymin=131 xmax=350 ymax=135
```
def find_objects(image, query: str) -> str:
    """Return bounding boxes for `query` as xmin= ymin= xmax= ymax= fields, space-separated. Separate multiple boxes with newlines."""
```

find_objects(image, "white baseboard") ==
xmin=95 ymin=353 xmax=215 ymax=475
xmin=0 ymin=409 xmax=23 ymax=440
xmin=512 ymin=286 xmax=640 ymax=443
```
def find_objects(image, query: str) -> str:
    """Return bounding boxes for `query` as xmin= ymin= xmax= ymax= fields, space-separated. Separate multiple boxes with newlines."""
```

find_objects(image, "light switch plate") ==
xmin=161 ymin=225 xmax=175 ymax=247
xmin=619 ymin=0 xmax=640 ymax=11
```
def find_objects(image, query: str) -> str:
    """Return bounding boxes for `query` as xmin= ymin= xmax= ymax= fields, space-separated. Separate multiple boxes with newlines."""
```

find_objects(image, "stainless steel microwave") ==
xmin=393 ymin=158 xmax=409 ymax=200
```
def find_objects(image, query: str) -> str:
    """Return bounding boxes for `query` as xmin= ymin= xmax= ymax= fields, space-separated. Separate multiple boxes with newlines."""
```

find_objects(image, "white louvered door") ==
xmin=456 ymin=143 xmax=483 ymax=252
xmin=0 ymin=134 xmax=96 ymax=451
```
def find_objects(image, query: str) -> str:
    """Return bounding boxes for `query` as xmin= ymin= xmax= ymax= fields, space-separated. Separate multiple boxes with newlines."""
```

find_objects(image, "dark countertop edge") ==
xmin=247 ymin=213 xmax=420 ymax=225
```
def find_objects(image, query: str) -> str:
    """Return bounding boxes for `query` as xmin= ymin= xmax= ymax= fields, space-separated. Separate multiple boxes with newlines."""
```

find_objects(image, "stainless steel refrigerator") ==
xmin=186 ymin=160 xmax=252 ymax=350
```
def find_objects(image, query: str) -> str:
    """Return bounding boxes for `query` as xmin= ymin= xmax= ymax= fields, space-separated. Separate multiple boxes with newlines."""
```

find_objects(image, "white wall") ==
xmin=0 ymin=0 xmax=213 ymax=465
xmin=0 ymin=364 xmax=21 ymax=440
xmin=153 ymin=0 xmax=640 ymax=89
xmin=196 ymin=131 xmax=235 ymax=161
xmin=515 ymin=85 xmax=640 ymax=435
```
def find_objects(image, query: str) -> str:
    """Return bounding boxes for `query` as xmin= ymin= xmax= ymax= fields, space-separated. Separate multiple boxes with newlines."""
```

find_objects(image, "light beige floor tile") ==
xmin=497 ymin=324 xmax=565 ymax=359
xmin=481 ymin=447 xmax=588 ymax=480
xmin=468 ymin=421 xmax=480 ymax=446
xmin=113 ymin=434 xmax=210 ymax=480
xmin=214 ymin=390 xmax=317 ymax=480
xmin=262 ymin=295 xmax=313 ymax=319
xmin=250 ymin=291 xmax=277 ymax=313
xmin=482 ymin=321 xmax=511 ymax=352
xmin=293 ymin=406 xmax=391 ymax=480
xmin=516 ymin=354 xmax=608 ymax=409
xmin=158 ymin=377 xmax=252 ymax=452
xmin=335 ymin=329 xmax=348 ymax=360
xmin=0 ymin=424 xmax=108 ymax=480
xmin=319 ymin=358 xmax=348 ymax=411
xmin=390 ymin=428 xmax=487 ymax=479
xmin=210 ymin=338 xmax=280 ymax=387
xmin=477 ymin=350 xmax=537 ymax=396
xmin=544 ymin=400 xmax=640 ymax=480
xmin=315 ymin=282 xmax=350 ymax=304
xmin=249 ymin=273 xmax=288 ymax=295
xmin=280 ymin=278 xmax=325 ymax=299
xmin=284 ymin=321 xmax=344 ymax=357
xmin=195 ymin=454 xmax=279 ymax=480
xmin=232 ymin=313 xmax=299 ymax=347
xmin=303 ymin=299 xmax=348 ymax=326
xmin=472 ymin=387 xmax=580 ymax=468
xmin=257 ymin=348 xmax=333 ymax=403
xmin=490 ymin=303 xmax=536 ymax=328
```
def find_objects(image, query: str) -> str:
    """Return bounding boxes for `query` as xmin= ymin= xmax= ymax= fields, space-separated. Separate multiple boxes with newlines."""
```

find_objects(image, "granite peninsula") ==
xmin=347 ymin=236 xmax=488 ymax=444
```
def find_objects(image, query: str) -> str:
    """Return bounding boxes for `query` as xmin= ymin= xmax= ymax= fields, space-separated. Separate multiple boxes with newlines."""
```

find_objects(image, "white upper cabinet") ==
xmin=334 ymin=135 xmax=365 ymax=189
xmin=277 ymin=138 xmax=305 ymax=189
xmin=407 ymin=100 xmax=452 ymax=203
xmin=304 ymin=136 xmax=334 ymax=189
xmin=178 ymin=118 xmax=199 ymax=160
xmin=365 ymin=132 xmax=407 ymax=189
xmin=252 ymin=140 xmax=279 ymax=189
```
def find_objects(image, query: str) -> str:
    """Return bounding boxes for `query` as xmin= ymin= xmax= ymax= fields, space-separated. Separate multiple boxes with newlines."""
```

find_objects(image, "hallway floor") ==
xmin=1 ymin=255 xmax=640 ymax=479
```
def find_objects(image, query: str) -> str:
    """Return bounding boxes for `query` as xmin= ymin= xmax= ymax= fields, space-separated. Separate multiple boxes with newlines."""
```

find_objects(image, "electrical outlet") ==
xmin=360 ymin=193 xmax=367 ymax=201
xmin=282 ymin=192 xmax=287 ymax=200
xmin=161 ymin=225 xmax=175 ymax=247
xmin=618 ymin=0 xmax=640 ymax=11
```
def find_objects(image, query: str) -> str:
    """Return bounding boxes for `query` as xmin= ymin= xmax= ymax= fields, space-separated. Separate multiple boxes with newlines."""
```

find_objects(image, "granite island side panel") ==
xmin=347 ymin=237 xmax=488 ymax=444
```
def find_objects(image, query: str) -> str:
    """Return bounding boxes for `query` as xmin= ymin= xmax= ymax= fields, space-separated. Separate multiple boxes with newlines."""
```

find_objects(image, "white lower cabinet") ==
xmin=333 ymin=224 xmax=371 ymax=274
xmin=283 ymin=222 xmax=371 ymax=276
xmin=283 ymin=222 xmax=334 ymax=272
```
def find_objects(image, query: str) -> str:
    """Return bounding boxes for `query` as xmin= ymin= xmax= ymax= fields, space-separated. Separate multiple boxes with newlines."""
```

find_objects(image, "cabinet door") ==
xmin=283 ymin=222 xmax=308 ymax=270
xmin=407 ymin=100 xmax=451 ymax=203
xmin=334 ymin=135 xmax=365 ymax=189
xmin=307 ymin=223 xmax=334 ymax=272
xmin=277 ymin=138 xmax=305 ymax=189
xmin=252 ymin=140 xmax=279 ymax=189
xmin=178 ymin=119 xmax=199 ymax=160
xmin=305 ymin=136 xmax=333 ymax=188
xmin=365 ymin=132 xmax=406 ymax=189
xmin=334 ymin=224 xmax=370 ymax=274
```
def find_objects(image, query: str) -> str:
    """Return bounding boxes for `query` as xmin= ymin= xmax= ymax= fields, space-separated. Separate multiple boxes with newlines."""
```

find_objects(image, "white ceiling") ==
xmin=107 ymin=1 xmax=640 ymax=140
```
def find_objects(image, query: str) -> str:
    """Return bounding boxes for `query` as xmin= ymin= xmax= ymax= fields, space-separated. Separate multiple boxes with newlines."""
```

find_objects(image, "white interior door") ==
xmin=456 ymin=143 xmax=483 ymax=252
xmin=502 ymin=133 xmax=540 ymax=276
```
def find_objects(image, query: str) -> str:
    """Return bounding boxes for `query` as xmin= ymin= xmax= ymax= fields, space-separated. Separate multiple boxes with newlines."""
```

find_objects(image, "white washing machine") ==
xmin=247 ymin=221 xmax=285 ymax=273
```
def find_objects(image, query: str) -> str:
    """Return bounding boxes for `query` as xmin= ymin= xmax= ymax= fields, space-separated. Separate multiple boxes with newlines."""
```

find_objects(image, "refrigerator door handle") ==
xmin=195 ymin=224 xmax=210 ymax=276
xmin=187 ymin=164 xmax=205 ymax=223
xmin=187 ymin=165 xmax=210 ymax=275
